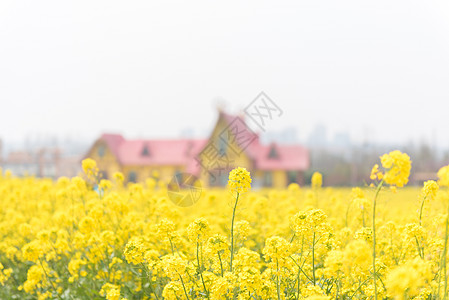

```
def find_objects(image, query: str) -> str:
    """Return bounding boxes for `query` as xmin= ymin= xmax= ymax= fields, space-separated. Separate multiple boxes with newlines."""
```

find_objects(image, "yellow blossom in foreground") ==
xmin=370 ymin=164 xmax=383 ymax=180
xmin=228 ymin=167 xmax=252 ymax=194
xmin=0 ymin=263 xmax=12 ymax=285
xmin=123 ymin=237 xmax=146 ymax=265
xmin=113 ymin=172 xmax=124 ymax=183
xmin=438 ymin=165 xmax=449 ymax=187
xmin=1 ymin=159 xmax=448 ymax=299
xmin=311 ymin=171 xmax=323 ymax=189
xmin=81 ymin=158 xmax=98 ymax=179
xmin=385 ymin=258 xmax=432 ymax=299
xmin=100 ymin=283 xmax=121 ymax=300
xmin=421 ymin=180 xmax=438 ymax=201
xmin=380 ymin=150 xmax=411 ymax=187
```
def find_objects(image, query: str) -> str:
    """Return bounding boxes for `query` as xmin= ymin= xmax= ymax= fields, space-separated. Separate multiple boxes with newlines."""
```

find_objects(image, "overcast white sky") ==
xmin=1 ymin=0 xmax=449 ymax=148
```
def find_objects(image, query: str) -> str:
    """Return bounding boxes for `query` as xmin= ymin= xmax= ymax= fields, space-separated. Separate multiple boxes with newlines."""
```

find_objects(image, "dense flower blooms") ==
xmin=100 ymin=283 xmax=121 ymax=300
xmin=0 ymin=263 xmax=12 ymax=286
xmin=1 ymin=158 xmax=447 ymax=299
xmin=385 ymin=258 xmax=432 ymax=299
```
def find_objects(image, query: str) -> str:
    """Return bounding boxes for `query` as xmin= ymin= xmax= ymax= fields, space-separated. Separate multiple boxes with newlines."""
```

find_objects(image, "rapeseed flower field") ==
xmin=1 ymin=151 xmax=449 ymax=299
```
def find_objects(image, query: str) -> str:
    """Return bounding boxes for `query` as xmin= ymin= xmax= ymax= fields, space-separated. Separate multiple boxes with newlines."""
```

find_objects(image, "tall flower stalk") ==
xmin=230 ymin=192 xmax=239 ymax=272
xmin=187 ymin=218 xmax=210 ymax=298
xmin=419 ymin=180 xmax=438 ymax=226
xmin=227 ymin=167 xmax=251 ymax=272
xmin=371 ymin=178 xmax=384 ymax=300
xmin=370 ymin=150 xmax=411 ymax=300
xmin=437 ymin=165 xmax=449 ymax=298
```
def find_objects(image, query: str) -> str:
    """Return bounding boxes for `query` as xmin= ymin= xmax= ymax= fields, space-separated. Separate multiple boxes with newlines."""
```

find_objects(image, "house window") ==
xmin=128 ymin=171 xmax=137 ymax=183
xmin=264 ymin=171 xmax=272 ymax=187
xmin=99 ymin=170 xmax=108 ymax=180
xmin=268 ymin=146 xmax=278 ymax=159
xmin=218 ymin=138 xmax=227 ymax=156
xmin=97 ymin=145 xmax=105 ymax=157
xmin=141 ymin=145 xmax=150 ymax=156
xmin=174 ymin=170 xmax=182 ymax=183
xmin=287 ymin=171 xmax=297 ymax=185
xmin=209 ymin=170 xmax=228 ymax=187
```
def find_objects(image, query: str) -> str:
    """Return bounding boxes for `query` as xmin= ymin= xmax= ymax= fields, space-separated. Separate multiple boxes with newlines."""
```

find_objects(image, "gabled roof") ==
xmin=251 ymin=143 xmax=309 ymax=171
xmin=118 ymin=139 xmax=207 ymax=166
xmin=100 ymin=134 xmax=125 ymax=158
xmin=218 ymin=112 xmax=309 ymax=171
xmin=98 ymin=133 xmax=207 ymax=167
xmin=96 ymin=111 xmax=309 ymax=172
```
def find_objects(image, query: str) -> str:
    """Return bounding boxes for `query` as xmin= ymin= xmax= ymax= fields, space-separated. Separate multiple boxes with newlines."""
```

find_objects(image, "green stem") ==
xmin=276 ymin=258 xmax=281 ymax=300
xmin=197 ymin=240 xmax=209 ymax=299
xmin=178 ymin=273 xmax=191 ymax=300
xmin=372 ymin=179 xmax=384 ymax=300
xmin=140 ymin=263 xmax=160 ymax=300
xmin=362 ymin=209 xmax=365 ymax=227
xmin=312 ymin=232 xmax=316 ymax=286
xmin=168 ymin=236 xmax=175 ymax=255
xmin=441 ymin=201 xmax=449 ymax=300
xmin=349 ymin=277 xmax=371 ymax=298
xmin=345 ymin=200 xmax=352 ymax=228
xmin=38 ymin=258 xmax=62 ymax=299
xmin=230 ymin=192 xmax=240 ymax=272
xmin=290 ymin=233 xmax=296 ymax=243
xmin=218 ymin=251 xmax=224 ymax=276
xmin=297 ymin=267 xmax=300 ymax=300
xmin=414 ymin=236 xmax=424 ymax=259
xmin=419 ymin=196 xmax=427 ymax=226
xmin=289 ymin=256 xmax=313 ymax=283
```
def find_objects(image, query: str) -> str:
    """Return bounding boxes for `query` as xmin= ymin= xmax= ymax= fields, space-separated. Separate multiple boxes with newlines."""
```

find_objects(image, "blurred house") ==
xmin=0 ymin=147 xmax=81 ymax=178
xmin=86 ymin=110 xmax=309 ymax=188
xmin=198 ymin=111 xmax=309 ymax=187
xmin=1 ymin=151 xmax=38 ymax=176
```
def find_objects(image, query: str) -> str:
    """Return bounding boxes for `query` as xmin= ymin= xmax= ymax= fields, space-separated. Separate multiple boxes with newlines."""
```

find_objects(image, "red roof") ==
xmin=100 ymin=134 xmax=207 ymax=167
xmin=98 ymin=112 xmax=309 ymax=173
xmin=250 ymin=143 xmax=309 ymax=171
xmin=209 ymin=111 xmax=309 ymax=171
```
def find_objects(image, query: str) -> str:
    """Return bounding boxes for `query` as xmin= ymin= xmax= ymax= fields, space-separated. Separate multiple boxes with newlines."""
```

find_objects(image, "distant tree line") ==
xmin=304 ymin=142 xmax=449 ymax=186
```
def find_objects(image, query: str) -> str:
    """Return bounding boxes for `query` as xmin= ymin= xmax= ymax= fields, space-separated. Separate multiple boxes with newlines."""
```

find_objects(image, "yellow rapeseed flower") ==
xmin=421 ymin=180 xmax=438 ymax=201
xmin=82 ymin=158 xmax=97 ymax=174
xmin=380 ymin=150 xmax=412 ymax=187
xmin=187 ymin=217 xmax=210 ymax=243
xmin=437 ymin=165 xmax=449 ymax=187
xmin=228 ymin=167 xmax=252 ymax=194
xmin=311 ymin=172 xmax=323 ymax=189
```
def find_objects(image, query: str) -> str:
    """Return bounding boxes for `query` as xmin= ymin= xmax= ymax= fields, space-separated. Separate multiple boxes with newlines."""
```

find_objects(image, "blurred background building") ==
xmin=0 ymin=139 xmax=81 ymax=179
xmin=84 ymin=110 xmax=310 ymax=188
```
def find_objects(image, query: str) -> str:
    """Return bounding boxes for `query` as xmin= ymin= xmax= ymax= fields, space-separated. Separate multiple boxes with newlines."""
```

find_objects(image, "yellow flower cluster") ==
xmin=1 ymin=158 xmax=449 ymax=299
xmin=311 ymin=172 xmax=323 ymax=189
xmin=422 ymin=180 xmax=439 ymax=201
xmin=228 ymin=167 xmax=252 ymax=194
xmin=380 ymin=150 xmax=412 ymax=187
xmin=438 ymin=165 xmax=449 ymax=187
